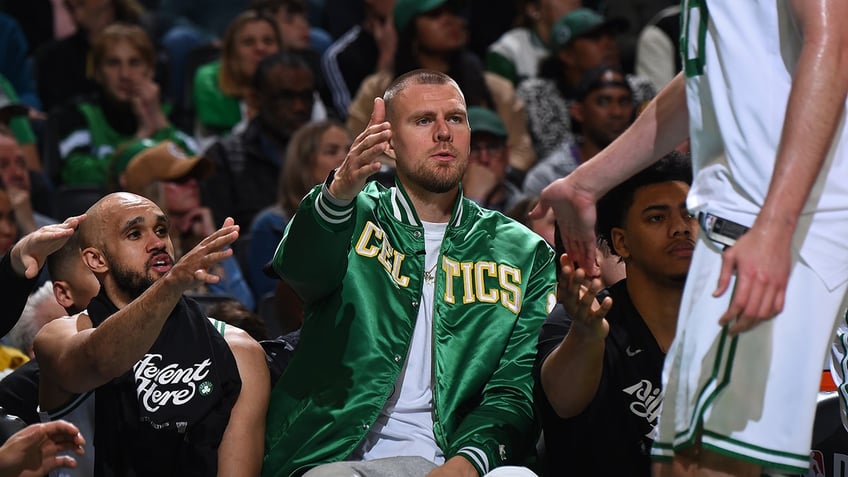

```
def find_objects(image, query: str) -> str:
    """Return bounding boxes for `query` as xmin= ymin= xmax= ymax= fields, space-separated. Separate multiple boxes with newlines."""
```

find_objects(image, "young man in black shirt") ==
xmin=535 ymin=153 xmax=695 ymax=476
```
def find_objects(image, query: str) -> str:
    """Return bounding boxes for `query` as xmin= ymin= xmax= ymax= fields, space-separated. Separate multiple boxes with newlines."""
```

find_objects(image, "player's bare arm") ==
xmin=34 ymin=219 xmax=240 ymax=398
xmin=533 ymin=74 xmax=689 ymax=275
xmin=715 ymin=0 xmax=848 ymax=334
xmin=216 ymin=327 xmax=270 ymax=477
xmin=541 ymin=254 xmax=612 ymax=418
xmin=329 ymin=97 xmax=392 ymax=200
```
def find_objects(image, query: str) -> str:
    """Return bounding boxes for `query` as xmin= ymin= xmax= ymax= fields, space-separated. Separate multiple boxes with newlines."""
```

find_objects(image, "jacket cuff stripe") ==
xmin=315 ymin=189 xmax=354 ymax=225
xmin=458 ymin=447 xmax=489 ymax=475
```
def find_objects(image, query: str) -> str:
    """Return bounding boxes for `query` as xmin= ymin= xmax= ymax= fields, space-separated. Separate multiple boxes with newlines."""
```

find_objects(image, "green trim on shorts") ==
xmin=653 ymin=325 xmax=737 ymax=456
xmin=655 ymin=323 xmax=811 ymax=473
xmin=671 ymin=326 xmax=737 ymax=448
xmin=701 ymin=433 xmax=809 ymax=474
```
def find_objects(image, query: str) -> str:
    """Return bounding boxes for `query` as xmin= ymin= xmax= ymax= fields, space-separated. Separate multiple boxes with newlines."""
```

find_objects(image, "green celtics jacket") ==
xmin=263 ymin=179 xmax=557 ymax=477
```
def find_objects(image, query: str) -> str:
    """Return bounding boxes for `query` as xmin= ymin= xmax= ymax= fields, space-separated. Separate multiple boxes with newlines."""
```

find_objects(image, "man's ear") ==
xmin=610 ymin=227 xmax=630 ymax=260
xmin=53 ymin=280 xmax=74 ymax=311
xmin=384 ymin=136 xmax=397 ymax=161
xmin=82 ymin=247 xmax=108 ymax=274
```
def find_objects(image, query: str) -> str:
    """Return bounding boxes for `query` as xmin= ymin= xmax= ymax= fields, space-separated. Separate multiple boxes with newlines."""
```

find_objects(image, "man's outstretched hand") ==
xmin=532 ymin=176 xmax=601 ymax=277
xmin=329 ymin=97 xmax=392 ymax=200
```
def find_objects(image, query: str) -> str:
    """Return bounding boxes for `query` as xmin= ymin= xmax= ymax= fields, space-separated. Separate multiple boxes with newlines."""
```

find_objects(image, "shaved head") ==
xmin=383 ymin=69 xmax=465 ymax=122
xmin=78 ymin=192 xmax=174 ymax=304
xmin=79 ymin=192 xmax=160 ymax=250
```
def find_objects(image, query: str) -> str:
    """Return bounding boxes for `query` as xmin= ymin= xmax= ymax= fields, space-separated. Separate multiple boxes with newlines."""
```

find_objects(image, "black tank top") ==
xmin=87 ymin=292 xmax=241 ymax=476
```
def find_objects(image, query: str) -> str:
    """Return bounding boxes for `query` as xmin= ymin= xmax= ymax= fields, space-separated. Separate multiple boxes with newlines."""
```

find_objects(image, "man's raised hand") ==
xmin=168 ymin=217 xmax=239 ymax=291
xmin=329 ymin=98 xmax=392 ymax=200
xmin=533 ymin=176 xmax=601 ymax=277
xmin=11 ymin=215 xmax=86 ymax=279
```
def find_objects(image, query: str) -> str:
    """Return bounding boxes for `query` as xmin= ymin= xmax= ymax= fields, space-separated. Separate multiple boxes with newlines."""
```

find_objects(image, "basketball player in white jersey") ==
xmin=533 ymin=1 xmax=848 ymax=475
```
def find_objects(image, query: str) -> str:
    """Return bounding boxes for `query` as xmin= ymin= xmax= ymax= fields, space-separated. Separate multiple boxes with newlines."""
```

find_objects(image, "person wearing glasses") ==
xmin=461 ymin=106 xmax=521 ymax=213
xmin=202 ymin=51 xmax=316 ymax=234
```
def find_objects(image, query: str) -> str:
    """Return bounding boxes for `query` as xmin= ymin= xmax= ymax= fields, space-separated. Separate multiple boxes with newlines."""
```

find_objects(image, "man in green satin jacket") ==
xmin=263 ymin=69 xmax=557 ymax=477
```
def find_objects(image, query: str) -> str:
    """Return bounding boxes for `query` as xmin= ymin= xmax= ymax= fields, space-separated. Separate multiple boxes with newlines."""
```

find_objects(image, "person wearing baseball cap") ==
xmin=112 ymin=139 xmax=214 ymax=196
xmin=112 ymin=138 xmax=255 ymax=310
xmin=486 ymin=0 xmax=580 ymax=86
xmin=462 ymin=106 xmax=522 ymax=212
xmin=522 ymin=64 xmax=636 ymax=198
xmin=517 ymin=8 xmax=654 ymax=161
xmin=551 ymin=8 xmax=626 ymax=50
xmin=549 ymin=8 xmax=629 ymax=95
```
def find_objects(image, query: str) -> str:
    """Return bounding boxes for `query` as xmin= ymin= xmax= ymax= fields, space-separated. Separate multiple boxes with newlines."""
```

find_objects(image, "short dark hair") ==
xmin=595 ymin=151 xmax=692 ymax=256
xmin=47 ymin=231 xmax=82 ymax=282
xmin=251 ymin=51 xmax=313 ymax=94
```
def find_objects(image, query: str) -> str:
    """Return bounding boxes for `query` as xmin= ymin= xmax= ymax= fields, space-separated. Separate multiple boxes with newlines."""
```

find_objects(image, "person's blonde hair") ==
xmin=219 ymin=10 xmax=282 ymax=97
xmin=279 ymin=120 xmax=347 ymax=215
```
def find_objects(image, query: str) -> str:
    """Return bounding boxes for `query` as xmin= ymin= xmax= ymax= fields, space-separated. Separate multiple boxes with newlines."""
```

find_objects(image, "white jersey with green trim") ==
xmin=681 ymin=0 xmax=848 ymax=290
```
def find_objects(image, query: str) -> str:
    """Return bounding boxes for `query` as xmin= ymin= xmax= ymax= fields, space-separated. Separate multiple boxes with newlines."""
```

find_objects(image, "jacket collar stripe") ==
xmin=391 ymin=188 xmax=419 ymax=226
xmin=384 ymin=182 xmax=473 ymax=228
xmin=452 ymin=200 xmax=464 ymax=227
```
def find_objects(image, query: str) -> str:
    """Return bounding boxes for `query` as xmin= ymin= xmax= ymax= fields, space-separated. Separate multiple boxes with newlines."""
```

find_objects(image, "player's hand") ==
xmin=532 ymin=175 xmax=600 ymax=277
xmin=10 ymin=215 xmax=86 ymax=278
xmin=714 ymin=224 xmax=789 ymax=335
xmin=168 ymin=217 xmax=239 ymax=290
xmin=0 ymin=420 xmax=85 ymax=477
xmin=558 ymin=253 xmax=612 ymax=341
xmin=329 ymin=98 xmax=391 ymax=200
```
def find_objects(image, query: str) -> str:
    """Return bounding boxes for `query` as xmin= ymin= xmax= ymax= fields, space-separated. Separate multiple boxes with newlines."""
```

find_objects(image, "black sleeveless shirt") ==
xmin=87 ymin=291 xmax=241 ymax=476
